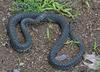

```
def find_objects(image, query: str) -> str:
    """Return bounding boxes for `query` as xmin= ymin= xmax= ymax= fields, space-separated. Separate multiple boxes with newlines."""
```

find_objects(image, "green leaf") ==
xmin=85 ymin=0 xmax=90 ymax=8
xmin=93 ymin=41 xmax=97 ymax=51
xmin=46 ymin=28 xmax=50 ymax=39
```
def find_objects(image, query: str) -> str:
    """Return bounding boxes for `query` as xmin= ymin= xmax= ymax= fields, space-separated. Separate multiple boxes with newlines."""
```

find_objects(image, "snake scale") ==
xmin=7 ymin=12 xmax=84 ymax=70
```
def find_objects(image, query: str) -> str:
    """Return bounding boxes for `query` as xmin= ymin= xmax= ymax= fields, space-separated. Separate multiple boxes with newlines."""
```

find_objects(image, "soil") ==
xmin=0 ymin=0 xmax=100 ymax=72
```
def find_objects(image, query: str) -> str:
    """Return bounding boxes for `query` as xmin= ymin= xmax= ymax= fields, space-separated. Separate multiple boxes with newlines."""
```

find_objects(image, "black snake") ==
xmin=7 ymin=12 xmax=84 ymax=70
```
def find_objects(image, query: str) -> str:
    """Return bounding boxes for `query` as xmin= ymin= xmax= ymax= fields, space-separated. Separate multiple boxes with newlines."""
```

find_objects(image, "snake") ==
xmin=7 ymin=12 xmax=84 ymax=70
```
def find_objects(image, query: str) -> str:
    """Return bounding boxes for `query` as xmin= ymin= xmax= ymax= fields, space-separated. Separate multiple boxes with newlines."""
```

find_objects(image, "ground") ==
xmin=0 ymin=0 xmax=100 ymax=72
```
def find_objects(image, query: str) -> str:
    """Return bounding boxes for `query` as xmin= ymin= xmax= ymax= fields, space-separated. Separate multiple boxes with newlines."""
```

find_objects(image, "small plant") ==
xmin=85 ymin=0 xmax=90 ymax=8
xmin=46 ymin=27 xmax=50 ymax=40
xmin=92 ymin=40 xmax=100 ymax=54
xmin=83 ymin=52 xmax=100 ymax=70
xmin=92 ymin=40 xmax=100 ymax=70
xmin=10 ymin=0 xmax=80 ymax=18
xmin=93 ymin=40 xmax=97 ymax=52
xmin=82 ymin=0 xmax=91 ymax=8
xmin=96 ymin=60 xmax=100 ymax=70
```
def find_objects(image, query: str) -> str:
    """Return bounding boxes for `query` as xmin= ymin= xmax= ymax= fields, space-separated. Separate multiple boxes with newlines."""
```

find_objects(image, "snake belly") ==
xmin=7 ymin=12 xmax=84 ymax=70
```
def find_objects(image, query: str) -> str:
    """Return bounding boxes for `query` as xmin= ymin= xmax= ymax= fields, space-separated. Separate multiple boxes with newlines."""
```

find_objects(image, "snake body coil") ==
xmin=7 ymin=12 xmax=84 ymax=70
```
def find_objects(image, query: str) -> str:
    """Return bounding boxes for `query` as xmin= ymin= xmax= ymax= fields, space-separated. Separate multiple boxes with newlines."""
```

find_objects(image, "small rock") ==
xmin=32 ymin=27 xmax=38 ymax=32
xmin=7 ymin=12 xmax=11 ymax=16
xmin=54 ymin=38 xmax=56 ymax=41
xmin=9 ymin=50 xmax=13 ymax=53
xmin=19 ymin=62 xmax=24 ymax=66
xmin=2 ymin=43 xmax=5 ymax=46
xmin=2 ymin=17 xmax=6 ymax=21
xmin=55 ymin=54 xmax=68 ymax=61
xmin=95 ymin=27 xmax=100 ymax=31
xmin=12 ymin=69 xmax=20 ymax=72
xmin=31 ymin=61 xmax=34 ymax=64
xmin=95 ymin=14 xmax=98 ymax=16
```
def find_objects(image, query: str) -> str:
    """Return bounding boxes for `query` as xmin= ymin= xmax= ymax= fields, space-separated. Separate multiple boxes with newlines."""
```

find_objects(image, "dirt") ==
xmin=0 ymin=0 xmax=100 ymax=72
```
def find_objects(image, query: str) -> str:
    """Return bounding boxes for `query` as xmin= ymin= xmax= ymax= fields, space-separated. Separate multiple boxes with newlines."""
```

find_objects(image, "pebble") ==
xmin=12 ymin=69 xmax=20 ymax=72
xmin=9 ymin=50 xmax=13 ymax=53
xmin=2 ymin=43 xmax=5 ymax=46
xmin=7 ymin=12 xmax=11 ymax=16
xmin=2 ymin=17 xmax=6 ymax=22
xmin=95 ymin=27 xmax=100 ymax=31
xmin=55 ymin=54 xmax=68 ymax=61
xmin=95 ymin=14 xmax=98 ymax=16
xmin=19 ymin=62 xmax=24 ymax=66
xmin=31 ymin=61 xmax=34 ymax=64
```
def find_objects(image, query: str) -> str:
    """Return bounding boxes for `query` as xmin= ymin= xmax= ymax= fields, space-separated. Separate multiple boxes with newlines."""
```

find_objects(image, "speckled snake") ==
xmin=7 ymin=12 xmax=84 ymax=70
